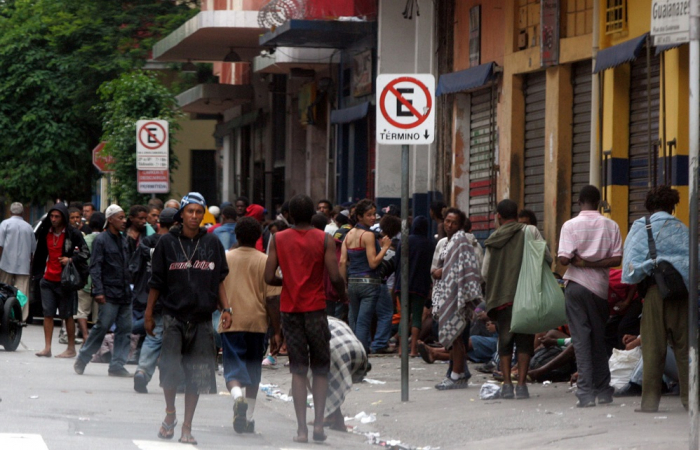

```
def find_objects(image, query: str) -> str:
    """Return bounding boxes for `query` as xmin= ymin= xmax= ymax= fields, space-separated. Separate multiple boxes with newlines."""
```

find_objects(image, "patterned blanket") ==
xmin=431 ymin=230 xmax=483 ymax=349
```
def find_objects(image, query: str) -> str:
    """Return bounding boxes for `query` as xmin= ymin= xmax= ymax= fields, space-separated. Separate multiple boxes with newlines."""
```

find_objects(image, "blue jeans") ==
xmin=77 ymin=301 xmax=132 ymax=371
xmin=371 ymin=284 xmax=393 ymax=352
xmin=212 ymin=310 xmax=222 ymax=349
xmin=136 ymin=314 xmax=163 ymax=383
xmin=348 ymin=282 xmax=380 ymax=353
xmin=326 ymin=301 xmax=349 ymax=321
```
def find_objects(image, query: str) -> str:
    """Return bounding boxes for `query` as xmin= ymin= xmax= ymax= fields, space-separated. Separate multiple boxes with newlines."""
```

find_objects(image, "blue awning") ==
xmin=436 ymin=62 xmax=496 ymax=96
xmin=330 ymin=102 xmax=369 ymax=124
xmin=655 ymin=42 xmax=685 ymax=55
xmin=593 ymin=33 xmax=648 ymax=74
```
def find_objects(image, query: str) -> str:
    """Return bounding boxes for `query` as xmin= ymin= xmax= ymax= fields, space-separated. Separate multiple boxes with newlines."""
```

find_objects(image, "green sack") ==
xmin=510 ymin=226 xmax=567 ymax=334
xmin=16 ymin=289 xmax=28 ymax=308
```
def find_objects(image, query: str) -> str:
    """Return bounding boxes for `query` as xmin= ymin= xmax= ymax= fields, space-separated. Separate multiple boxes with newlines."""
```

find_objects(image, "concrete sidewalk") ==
xmin=260 ymin=352 xmax=691 ymax=450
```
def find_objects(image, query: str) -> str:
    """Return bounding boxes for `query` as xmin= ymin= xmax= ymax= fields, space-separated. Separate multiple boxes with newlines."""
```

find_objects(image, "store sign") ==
xmin=540 ymin=0 xmax=559 ymax=67
xmin=651 ymin=0 xmax=690 ymax=45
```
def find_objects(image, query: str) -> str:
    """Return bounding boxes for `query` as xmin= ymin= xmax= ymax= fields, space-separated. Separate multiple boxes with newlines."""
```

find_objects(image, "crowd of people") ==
xmin=0 ymin=183 xmax=692 ymax=444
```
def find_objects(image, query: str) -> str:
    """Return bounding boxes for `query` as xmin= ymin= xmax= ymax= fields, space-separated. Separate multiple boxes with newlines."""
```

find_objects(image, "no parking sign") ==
xmin=376 ymin=74 xmax=435 ymax=145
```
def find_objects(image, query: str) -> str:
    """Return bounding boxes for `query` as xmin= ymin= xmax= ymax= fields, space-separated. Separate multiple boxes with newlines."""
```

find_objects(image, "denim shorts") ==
xmin=40 ymin=278 xmax=77 ymax=319
xmin=159 ymin=315 xmax=216 ymax=394
xmin=221 ymin=332 xmax=265 ymax=387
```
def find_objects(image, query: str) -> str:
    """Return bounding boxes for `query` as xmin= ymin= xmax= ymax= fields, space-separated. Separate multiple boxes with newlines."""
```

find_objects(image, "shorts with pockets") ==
xmin=159 ymin=315 xmax=216 ymax=394
xmin=281 ymin=309 xmax=331 ymax=376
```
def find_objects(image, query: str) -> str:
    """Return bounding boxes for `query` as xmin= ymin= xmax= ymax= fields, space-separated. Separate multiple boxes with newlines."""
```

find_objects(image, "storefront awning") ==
xmin=213 ymin=110 xmax=260 ymax=138
xmin=176 ymin=84 xmax=253 ymax=115
xmin=330 ymin=102 xmax=369 ymax=124
xmin=259 ymin=19 xmax=374 ymax=49
xmin=593 ymin=33 xmax=648 ymax=74
xmin=655 ymin=42 xmax=685 ymax=56
xmin=152 ymin=10 xmax=265 ymax=62
xmin=436 ymin=62 xmax=496 ymax=96
xmin=253 ymin=47 xmax=340 ymax=74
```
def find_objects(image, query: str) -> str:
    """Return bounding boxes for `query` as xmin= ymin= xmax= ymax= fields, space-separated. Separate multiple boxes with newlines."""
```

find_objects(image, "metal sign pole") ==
xmin=689 ymin=1 xmax=700 ymax=448
xmin=400 ymin=143 xmax=410 ymax=402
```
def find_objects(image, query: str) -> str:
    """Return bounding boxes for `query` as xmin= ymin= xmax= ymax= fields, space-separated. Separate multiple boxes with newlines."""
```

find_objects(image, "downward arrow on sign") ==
xmin=424 ymin=130 xmax=430 ymax=139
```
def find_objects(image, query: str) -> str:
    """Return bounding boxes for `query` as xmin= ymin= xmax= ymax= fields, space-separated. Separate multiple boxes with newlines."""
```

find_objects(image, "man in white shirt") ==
xmin=0 ymin=202 xmax=37 ymax=321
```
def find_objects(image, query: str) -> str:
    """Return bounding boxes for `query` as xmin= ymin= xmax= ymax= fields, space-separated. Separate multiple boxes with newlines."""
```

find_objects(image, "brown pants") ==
xmin=0 ymin=270 xmax=30 ymax=321
xmin=640 ymin=285 xmax=689 ymax=411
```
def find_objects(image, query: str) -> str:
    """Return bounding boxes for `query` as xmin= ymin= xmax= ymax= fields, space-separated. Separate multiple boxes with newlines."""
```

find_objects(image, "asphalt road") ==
xmin=0 ymin=324 xmax=692 ymax=450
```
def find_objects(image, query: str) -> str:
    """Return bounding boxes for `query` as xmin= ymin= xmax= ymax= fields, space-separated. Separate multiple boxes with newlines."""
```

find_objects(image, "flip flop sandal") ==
xmin=293 ymin=436 xmax=309 ymax=443
xmin=313 ymin=431 xmax=327 ymax=442
xmin=178 ymin=434 xmax=198 ymax=445
xmin=157 ymin=419 xmax=177 ymax=440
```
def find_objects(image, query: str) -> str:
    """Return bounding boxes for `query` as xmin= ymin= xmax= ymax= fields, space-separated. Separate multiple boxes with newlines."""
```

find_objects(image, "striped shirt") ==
xmin=558 ymin=210 xmax=622 ymax=299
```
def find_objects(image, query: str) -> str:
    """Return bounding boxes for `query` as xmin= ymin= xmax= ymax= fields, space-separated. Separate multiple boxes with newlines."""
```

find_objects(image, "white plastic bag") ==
xmin=479 ymin=382 xmax=501 ymax=400
xmin=609 ymin=347 xmax=642 ymax=390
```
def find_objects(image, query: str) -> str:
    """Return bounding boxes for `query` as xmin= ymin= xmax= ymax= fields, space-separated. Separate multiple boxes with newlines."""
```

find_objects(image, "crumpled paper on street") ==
xmin=259 ymin=383 xmax=292 ymax=402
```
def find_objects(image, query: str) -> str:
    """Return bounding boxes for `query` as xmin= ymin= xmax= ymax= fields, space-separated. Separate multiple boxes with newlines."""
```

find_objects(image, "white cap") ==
xmin=104 ymin=205 xmax=123 ymax=220
xmin=209 ymin=206 xmax=220 ymax=218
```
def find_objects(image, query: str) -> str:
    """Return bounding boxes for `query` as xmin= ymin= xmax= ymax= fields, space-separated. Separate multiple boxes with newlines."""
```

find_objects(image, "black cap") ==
xmin=159 ymin=207 xmax=178 ymax=225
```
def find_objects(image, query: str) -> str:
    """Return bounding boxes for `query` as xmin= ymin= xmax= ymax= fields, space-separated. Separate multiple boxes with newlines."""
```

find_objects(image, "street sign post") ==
xmin=92 ymin=142 xmax=115 ymax=173
xmin=651 ymin=0 xmax=691 ymax=45
xmin=137 ymin=169 xmax=170 ymax=194
xmin=376 ymin=74 xmax=435 ymax=403
xmin=136 ymin=120 xmax=169 ymax=170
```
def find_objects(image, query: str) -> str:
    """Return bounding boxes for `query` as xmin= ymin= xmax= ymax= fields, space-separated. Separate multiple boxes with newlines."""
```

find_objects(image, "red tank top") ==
xmin=275 ymin=228 xmax=327 ymax=313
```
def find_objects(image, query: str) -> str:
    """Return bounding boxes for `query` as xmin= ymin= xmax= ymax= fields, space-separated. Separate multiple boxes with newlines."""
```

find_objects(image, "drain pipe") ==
xmin=589 ymin=0 xmax=600 ymax=188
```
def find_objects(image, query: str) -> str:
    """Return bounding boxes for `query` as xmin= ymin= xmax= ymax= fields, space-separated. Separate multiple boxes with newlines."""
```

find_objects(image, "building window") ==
xmin=605 ymin=0 xmax=626 ymax=35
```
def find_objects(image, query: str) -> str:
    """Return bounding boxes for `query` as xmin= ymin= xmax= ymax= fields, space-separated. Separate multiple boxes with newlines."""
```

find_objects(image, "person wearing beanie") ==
xmin=74 ymin=205 xmax=133 ymax=377
xmin=146 ymin=192 xmax=231 ymax=445
xmin=0 ymin=202 xmax=36 ymax=321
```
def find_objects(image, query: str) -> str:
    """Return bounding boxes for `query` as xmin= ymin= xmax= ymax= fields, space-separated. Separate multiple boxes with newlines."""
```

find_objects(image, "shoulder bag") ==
xmin=639 ymin=217 xmax=688 ymax=301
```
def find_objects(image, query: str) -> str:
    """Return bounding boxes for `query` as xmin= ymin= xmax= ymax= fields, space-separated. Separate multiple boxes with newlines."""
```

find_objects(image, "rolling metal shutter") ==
xmin=571 ymin=61 xmax=592 ymax=217
xmin=523 ymin=71 xmax=547 ymax=234
xmin=468 ymin=86 xmax=497 ymax=241
xmin=628 ymin=52 xmax=660 ymax=228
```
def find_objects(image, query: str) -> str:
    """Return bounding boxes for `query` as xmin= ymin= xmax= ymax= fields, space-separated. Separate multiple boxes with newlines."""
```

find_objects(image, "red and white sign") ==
xmin=136 ymin=120 xmax=169 ymax=170
xmin=137 ymin=169 xmax=169 ymax=194
xmin=376 ymin=74 xmax=435 ymax=145
xmin=92 ymin=142 xmax=115 ymax=173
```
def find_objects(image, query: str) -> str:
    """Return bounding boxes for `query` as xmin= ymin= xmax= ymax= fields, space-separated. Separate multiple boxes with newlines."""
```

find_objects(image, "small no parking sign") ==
xmin=376 ymin=74 xmax=435 ymax=145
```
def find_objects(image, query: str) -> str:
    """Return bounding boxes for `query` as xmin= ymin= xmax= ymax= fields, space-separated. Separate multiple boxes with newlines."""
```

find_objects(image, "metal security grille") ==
xmin=523 ymin=71 xmax=547 ymax=234
xmin=628 ymin=51 xmax=660 ymax=229
xmin=571 ymin=61 xmax=592 ymax=217
xmin=468 ymin=86 xmax=497 ymax=239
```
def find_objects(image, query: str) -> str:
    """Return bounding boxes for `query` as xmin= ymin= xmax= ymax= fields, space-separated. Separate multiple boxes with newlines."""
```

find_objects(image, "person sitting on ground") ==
xmin=605 ymin=268 xmax=641 ymax=356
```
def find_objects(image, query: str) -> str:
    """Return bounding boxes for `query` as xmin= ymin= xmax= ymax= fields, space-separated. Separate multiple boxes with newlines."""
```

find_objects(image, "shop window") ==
xmin=605 ymin=0 xmax=626 ymax=35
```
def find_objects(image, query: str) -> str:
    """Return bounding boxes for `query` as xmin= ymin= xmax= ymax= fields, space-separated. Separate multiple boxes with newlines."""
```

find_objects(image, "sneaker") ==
xmin=501 ymin=383 xmax=514 ymax=399
xmin=74 ymin=359 xmax=86 ymax=375
xmin=435 ymin=376 xmax=470 ymax=390
xmin=515 ymin=384 xmax=530 ymax=399
xmin=576 ymin=398 xmax=596 ymax=408
xmin=133 ymin=371 xmax=148 ymax=393
xmin=59 ymin=335 xmax=68 ymax=345
xmin=108 ymin=367 xmax=133 ymax=378
xmin=233 ymin=397 xmax=248 ymax=434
